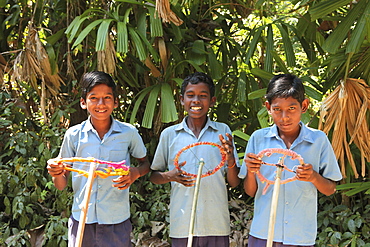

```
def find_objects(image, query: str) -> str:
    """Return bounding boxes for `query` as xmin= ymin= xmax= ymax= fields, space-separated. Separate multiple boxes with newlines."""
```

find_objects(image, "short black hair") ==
xmin=265 ymin=74 xmax=305 ymax=104
xmin=80 ymin=71 xmax=117 ymax=100
xmin=181 ymin=72 xmax=215 ymax=97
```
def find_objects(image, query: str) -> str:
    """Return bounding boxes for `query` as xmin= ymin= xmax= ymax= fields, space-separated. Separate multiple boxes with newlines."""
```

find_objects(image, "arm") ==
xmin=219 ymin=133 xmax=240 ymax=188
xmin=47 ymin=161 xmax=70 ymax=191
xmin=296 ymin=164 xmax=337 ymax=196
xmin=112 ymin=156 xmax=151 ymax=190
xmin=243 ymin=153 xmax=262 ymax=197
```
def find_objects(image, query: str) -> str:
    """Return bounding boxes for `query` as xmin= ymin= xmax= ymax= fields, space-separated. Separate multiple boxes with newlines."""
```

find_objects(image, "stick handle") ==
xmin=266 ymin=166 xmax=283 ymax=247
xmin=187 ymin=158 xmax=205 ymax=247
xmin=75 ymin=162 xmax=97 ymax=247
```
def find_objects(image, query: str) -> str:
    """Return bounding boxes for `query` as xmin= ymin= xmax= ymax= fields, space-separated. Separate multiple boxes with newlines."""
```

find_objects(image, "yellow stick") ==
xmin=266 ymin=165 xmax=283 ymax=247
xmin=75 ymin=162 xmax=97 ymax=247
xmin=187 ymin=158 xmax=205 ymax=247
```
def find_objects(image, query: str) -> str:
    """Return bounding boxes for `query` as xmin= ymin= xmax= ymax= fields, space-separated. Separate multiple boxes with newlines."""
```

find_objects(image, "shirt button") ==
xmin=286 ymin=201 xmax=289 ymax=204
xmin=97 ymin=200 xmax=100 ymax=203
xmin=285 ymin=221 xmax=288 ymax=224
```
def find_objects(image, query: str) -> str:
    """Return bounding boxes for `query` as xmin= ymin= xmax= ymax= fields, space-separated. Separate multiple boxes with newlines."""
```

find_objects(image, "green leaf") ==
xmin=128 ymin=27 xmax=147 ymax=61
xmin=96 ymin=19 xmax=113 ymax=51
xmin=276 ymin=23 xmax=295 ymax=67
xmin=257 ymin=107 xmax=269 ymax=128
xmin=265 ymin=24 xmax=273 ymax=73
xmin=237 ymin=71 xmax=247 ymax=102
xmin=117 ymin=21 xmax=128 ymax=54
xmin=348 ymin=219 xmax=356 ymax=234
xmin=232 ymin=130 xmax=250 ymax=142
xmin=271 ymin=51 xmax=289 ymax=74
xmin=248 ymin=88 xmax=266 ymax=100
xmin=250 ymin=68 xmax=274 ymax=81
xmin=142 ymin=85 xmax=161 ymax=128
xmin=245 ymin=26 xmax=263 ymax=63
xmin=160 ymin=83 xmax=178 ymax=123
xmin=72 ymin=19 xmax=104 ymax=48
xmin=346 ymin=2 xmax=370 ymax=54
xmin=309 ymin=0 xmax=353 ymax=21
xmin=304 ymin=85 xmax=322 ymax=101
xmin=129 ymin=86 xmax=154 ymax=124
xmin=322 ymin=0 xmax=366 ymax=53
xmin=148 ymin=7 xmax=163 ymax=37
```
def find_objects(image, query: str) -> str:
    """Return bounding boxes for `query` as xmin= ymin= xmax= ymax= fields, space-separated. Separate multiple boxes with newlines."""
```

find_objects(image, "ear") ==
xmin=265 ymin=101 xmax=272 ymax=114
xmin=210 ymin=96 xmax=216 ymax=107
xmin=180 ymin=95 xmax=185 ymax=106
xmin=301 ymin=98 xmax=310 ymax=113
xmin=114 ymin=98 xmax=119 ymax=108
xmin=80 ymin=98 xmax=87 ymax=109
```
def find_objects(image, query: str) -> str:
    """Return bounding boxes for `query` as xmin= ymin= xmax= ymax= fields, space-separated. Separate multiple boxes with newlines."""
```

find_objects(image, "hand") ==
xmin=295 ymin=163 xmax=317 ymax=182
xmin=112 ymin=166 xmax=140 ymax=190
xmin=167 ymin=165 xmax=195 ymax=187
xmin=47 ymin=159 xmax=65 ymax=177
xmin=219 ymin=133 xmax=234 ymax=154
xmin=244 ymin=153 xmax=262 ymax=173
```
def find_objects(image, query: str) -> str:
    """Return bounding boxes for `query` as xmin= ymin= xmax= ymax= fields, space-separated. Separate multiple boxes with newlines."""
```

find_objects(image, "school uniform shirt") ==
xmin=58 ymin=116 xmax=147 ymax=225
xmin=151 ymin=117 xmax=239 ymax=238
xmin=239 ymin=122 xmax=342 ymax=245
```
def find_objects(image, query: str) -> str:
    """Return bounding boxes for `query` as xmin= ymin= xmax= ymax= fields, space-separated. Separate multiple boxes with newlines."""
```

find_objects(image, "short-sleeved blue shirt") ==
xmin=239 ymin=123 xmax=342 ymax=245
xmin=151 ymin=117 xmax=239 ymax=238
xmin=59 ymin=117 xmax=147 ymax=224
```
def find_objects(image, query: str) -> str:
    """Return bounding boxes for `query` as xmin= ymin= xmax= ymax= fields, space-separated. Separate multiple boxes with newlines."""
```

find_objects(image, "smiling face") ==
xmin=180 ymin=82 xmax=216 ymax=121
xmin=80 ymin=84 xmax=118 ymax=125
xmin=265 ymin=96 xmax=309 ymax=138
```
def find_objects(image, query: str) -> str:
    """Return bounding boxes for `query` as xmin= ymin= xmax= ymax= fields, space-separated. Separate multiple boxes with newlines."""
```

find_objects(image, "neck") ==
xmin=186 ymin=116 xmax=207 ymax=138
xmin=90 ymin=117 xmax=112 ymax=139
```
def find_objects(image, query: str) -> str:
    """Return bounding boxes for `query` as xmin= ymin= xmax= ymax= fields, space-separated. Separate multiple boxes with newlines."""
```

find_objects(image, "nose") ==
xmin=97 ymin=97 xmax=104 ymax=105
xmin=282 ymin=110 xmax=289 ymax=119
xmin=192 ymin=95 xmax=200 ymax=103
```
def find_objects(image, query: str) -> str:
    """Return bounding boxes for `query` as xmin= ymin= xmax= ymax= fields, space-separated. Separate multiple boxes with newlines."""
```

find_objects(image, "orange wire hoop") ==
xmin=173 ymin=142 xmax=227 ymax=178
xmin=48 ymin=157 xmax=129 ymax=179
xmin=256 ymin=148 xmax=305 ymax=194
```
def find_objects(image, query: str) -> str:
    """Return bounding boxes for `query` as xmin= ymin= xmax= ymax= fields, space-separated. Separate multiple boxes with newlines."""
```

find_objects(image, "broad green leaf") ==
xmin=276 ymin=23 xmax=295 ymax=67
xmin=248 ymin=88 xmax=266 ymax=100
xmin=257 ymin=107 xmax=269 ymax=128
xmin=271 ymin=51 xmax=289 ymax=74
xmin=346 ymin=2 xmax=370 ymax=54
xmin=232 ymin=130 xmax=250 ymax=142
xmin=322 ymin=0 xmax=366 ymax=53
xmin=309 ymin=0 xmax=352 ymax=21
xmin=72 ymin=19 xmax=104 ymax=48
xmin=142 ymin=84 xmax=161 ymax=128
xmin=207 ymin=47 xmax=222 ymax=80
xmin=148 ymin=7 xmax=163 ymax=37
xmin=160 ymin=83 xmax=178 ymax=123
xmin=135 ymin=29 xmax=160 ymax=62
xmin=129 ymin=86 xmax=154 ymax=124
xmin=304 ymin=85 xmax=322 ymax=101
xmin=128 ymin=27 xmax=147 ymax=61
xmin=96 ymin=19 xmax=113 ymax=51
xmin=250 ymin=68 xmax=274 ymax=81
xmin=117 ymin=21 xmax=128 ymax=54
xmin=187 ymin=40 xmax=207 ymax=65
xmin=265 ymin=25 xmax=273 ymax=73
xmin=245 ymin=26 xmax=263 ymax=63
xmin=46 ymin=29 xmax=66 ymax=45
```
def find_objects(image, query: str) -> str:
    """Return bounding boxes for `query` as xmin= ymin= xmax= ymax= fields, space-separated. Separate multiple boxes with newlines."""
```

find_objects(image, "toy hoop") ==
xmin=48 ymin=157 xmax=129 ymax=179
xmin=256 ymin=148 xmax=304 ymax=194
xmin=173 ymin=142 xmax=227 ymax=178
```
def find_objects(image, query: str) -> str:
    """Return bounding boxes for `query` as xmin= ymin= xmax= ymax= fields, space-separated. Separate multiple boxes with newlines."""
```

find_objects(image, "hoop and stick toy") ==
xmin=47 ymin=157 xmax=129 ymax=247
xmin=173 ymin=142 xmax=227 ymax=247
xmin=255 ymin=148 xmax=304 ymax=247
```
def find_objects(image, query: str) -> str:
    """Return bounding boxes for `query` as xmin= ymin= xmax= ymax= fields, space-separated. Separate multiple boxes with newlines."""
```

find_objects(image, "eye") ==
xmin=289 ymin=106 xmax=296 ymax=110
xmin=272 ymin=107 xmax=281 ymax=112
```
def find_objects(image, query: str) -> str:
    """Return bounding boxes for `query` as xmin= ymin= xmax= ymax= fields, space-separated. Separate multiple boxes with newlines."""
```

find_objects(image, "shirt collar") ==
xmin=175 ymin=116 xmax=218 ymax=132
xmin=82 ymin=116 xmax=118 ymax=135
xmin=266 ymin=121 xmax=314 ymax=144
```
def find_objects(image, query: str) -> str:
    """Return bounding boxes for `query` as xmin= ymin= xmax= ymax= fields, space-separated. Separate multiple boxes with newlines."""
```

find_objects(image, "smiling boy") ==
xmin=47 ymin=71 xmax=150 ymax=247
xmin=150 ymin=72 xmax=240 ymax=247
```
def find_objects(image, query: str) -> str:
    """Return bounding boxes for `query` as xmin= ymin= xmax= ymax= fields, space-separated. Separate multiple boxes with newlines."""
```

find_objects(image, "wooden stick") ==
xmin=187 ymin=158 xmax=205 ymax=247
xmin=266 ymin=165 xmax=283 ymax=247
xmin=75 ymin=162 xmax=97 ymax=247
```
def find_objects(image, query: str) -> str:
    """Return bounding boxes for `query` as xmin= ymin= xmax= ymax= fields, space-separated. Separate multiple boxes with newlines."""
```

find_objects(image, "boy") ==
xmin=239 ymin=74 xmax=342 ymax=246
xmin=47 ymin=71 xmax=150 ymax=247
xmin=150 ymin=72 xmax=240 ymax=247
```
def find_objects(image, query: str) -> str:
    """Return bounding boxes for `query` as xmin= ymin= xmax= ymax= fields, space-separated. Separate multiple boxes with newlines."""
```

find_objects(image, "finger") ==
xmin=218 ymin=134 xmax=225 ymax=143
xmin=226 ymin=133 xmax=233 ymax=142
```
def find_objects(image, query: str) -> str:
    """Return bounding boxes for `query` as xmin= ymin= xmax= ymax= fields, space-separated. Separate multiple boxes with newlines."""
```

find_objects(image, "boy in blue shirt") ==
xmin=239 ymin=74 xmax=342 ymax=246
xmin=150 ymin=72 xmax=240 ymax=247
xmin=47 ymin=71 xmax=150 ymax=247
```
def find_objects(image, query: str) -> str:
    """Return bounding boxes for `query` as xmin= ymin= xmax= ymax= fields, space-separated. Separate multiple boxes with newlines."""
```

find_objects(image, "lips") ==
xmin=191 ymin=106 xmax=202 ymax=111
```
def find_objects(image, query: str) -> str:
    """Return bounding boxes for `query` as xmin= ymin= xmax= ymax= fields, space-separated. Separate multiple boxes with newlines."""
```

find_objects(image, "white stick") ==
xmin=187 ymin=158 xmax=205 ymax=247
xmin=75 ymin=162 xmax=97 ymax=247
xmin=266 ymin=165 xmax=283 ymax=247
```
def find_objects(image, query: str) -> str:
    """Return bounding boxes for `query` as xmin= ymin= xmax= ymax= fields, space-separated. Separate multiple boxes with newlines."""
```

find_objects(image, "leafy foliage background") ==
xmin=1 ymin=0 xmax=370 ymax=246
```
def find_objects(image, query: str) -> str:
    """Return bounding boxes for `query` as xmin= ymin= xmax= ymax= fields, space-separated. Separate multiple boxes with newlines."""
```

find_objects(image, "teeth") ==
xmin=191 ymin=107 xmax=201 ymax=110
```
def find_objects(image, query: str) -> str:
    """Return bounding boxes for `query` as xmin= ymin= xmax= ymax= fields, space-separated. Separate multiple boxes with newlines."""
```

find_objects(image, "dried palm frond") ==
xmin=319 ymin=78 xmax=370 ymax=178
xmin=155 ymin=0 xmax=183 ymax=26
xmin=97 ymin=35 xmax=116 ymax=75
xmin=11 ymin=26 xmax=64 ymax=121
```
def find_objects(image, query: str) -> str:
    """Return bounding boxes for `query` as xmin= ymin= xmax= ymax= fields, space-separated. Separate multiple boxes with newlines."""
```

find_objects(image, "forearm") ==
xmin=311 ymin=172 xmax=337 ymax=196
xmin=244 ymin=172 xmax=258 ymax=197
xmin=135 ymin=156 xmax=151 ymax=178
xmin=52 ymin=172 xmax=69 ymax=190
xmin=226 ymin=158 xmax=240 ymax=188
xmin=150 ymin=170 xmax=172 ymax=184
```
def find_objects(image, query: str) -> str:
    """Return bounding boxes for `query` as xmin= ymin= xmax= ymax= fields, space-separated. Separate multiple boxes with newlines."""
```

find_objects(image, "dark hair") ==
xmin=80 ymin=71 xmax=117 ymax=100
xmin=181 ymin=72 xmax=215 ymax=97
xmin=265 ymin=74 xmax=305 ymax=104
